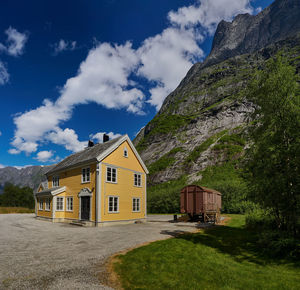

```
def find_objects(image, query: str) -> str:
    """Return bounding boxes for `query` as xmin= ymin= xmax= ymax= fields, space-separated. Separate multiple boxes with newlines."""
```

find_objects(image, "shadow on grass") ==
xmin=162 ymin=224 xmax=300 ymax=267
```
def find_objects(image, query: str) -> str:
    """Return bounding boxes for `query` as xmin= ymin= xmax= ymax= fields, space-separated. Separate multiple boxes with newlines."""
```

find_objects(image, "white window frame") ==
xmin=108 ymin=196 xmax=119 ymax=213
xmin=45 ymin=198 xmax=51 ymax=211
xmin=123 ymin=147 xmax=128 ymax=158
xmin=106 ymin=166 xmax=117 ymax=183
xmin=81 ymin=167 xmax=91 ymax=183
xmin=52 ymin=175 xmax=59 ymax=187
xmin=39 ymin=199 xmax=43 ymax=211
xmin=66 ymin=196 xmax=73 ymax=212
xmin=56 ymin=197 xmax=64 ymax=211
xmin=134 ymin=173 xmax=142 ymax=187
xmin=132 ymin=197 xmax=140 ymax=212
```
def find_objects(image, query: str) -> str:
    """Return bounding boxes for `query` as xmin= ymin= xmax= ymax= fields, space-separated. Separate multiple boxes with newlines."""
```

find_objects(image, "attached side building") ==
xmin=34 ymin=135 xmax=148 ymax=226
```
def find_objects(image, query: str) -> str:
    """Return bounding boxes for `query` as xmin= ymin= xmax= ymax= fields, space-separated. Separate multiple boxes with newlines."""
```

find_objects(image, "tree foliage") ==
xmin=246 ymin=55 xmax=300 ymax=236
xmin=0 ymin=183 xmax=35 ymax=209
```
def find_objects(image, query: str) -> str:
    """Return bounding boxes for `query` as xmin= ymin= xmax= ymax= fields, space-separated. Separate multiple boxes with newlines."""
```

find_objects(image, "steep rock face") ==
xmin=135 ymin=5 xmax=300 ymax=185
xmin=205 ymin=0 xmax=300 ymax=66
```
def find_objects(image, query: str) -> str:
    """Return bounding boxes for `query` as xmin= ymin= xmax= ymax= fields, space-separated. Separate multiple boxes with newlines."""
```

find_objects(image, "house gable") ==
xmin=98 ymin=135 xmax=148 ymax=173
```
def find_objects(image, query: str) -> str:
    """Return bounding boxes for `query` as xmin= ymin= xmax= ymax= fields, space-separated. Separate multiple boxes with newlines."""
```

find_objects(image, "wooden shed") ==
xmin=180 ymin=185 xmax=221 ymax=223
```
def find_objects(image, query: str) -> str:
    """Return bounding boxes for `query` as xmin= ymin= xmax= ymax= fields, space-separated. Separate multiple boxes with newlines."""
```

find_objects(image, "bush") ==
xmin=258 ymin=231 xmax=300 ymax=259
xmin=147 ymin=176 xmax=187 ymax=213
xmin=198 ymin=162 xmax=250 ymax=214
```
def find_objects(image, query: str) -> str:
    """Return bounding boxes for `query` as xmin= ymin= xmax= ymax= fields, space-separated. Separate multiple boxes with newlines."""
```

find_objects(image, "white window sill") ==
xmin=108 ymin=211 xmax=119 ymax=214
xmin=134 ymin=185 xmax=142 ymax=188
xmin=56 ymin=210 xmax=64 ymax=212
xmin=66 ymin=210 xmax=73 ymax=212
xmin=39 ymin=209 xmax=43 ymax=211
xmin=106 ymin=181 xmax=117 ymax=184
xmin=81 ymin=181 xmax=90 ymax=184
xmin=45 ymin=209 xmax=51 ymax=212
xmin=132 ymin=211 xmax=141 ymax=213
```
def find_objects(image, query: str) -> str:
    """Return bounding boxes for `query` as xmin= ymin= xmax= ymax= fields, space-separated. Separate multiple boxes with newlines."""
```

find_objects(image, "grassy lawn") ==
xmin=0 ymin=207 xmax=35 ymax=214
xmin=114 ymin=215 xmax=300 ymax=289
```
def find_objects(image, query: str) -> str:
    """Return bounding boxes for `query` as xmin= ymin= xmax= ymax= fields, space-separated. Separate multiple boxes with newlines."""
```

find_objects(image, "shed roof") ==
xmin=46 ymin=136 xmax=124 ymax=175
xmin=181 ymin=185 xmax=222 ymax=195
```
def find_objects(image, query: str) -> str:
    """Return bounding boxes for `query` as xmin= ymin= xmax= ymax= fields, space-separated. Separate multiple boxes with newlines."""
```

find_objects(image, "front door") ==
xmin=81 ymin=196 xmax=90 ymax=220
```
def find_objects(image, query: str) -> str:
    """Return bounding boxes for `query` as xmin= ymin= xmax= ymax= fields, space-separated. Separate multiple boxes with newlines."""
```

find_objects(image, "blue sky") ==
xmin=0 ymin=0 xmax=274 ymax=168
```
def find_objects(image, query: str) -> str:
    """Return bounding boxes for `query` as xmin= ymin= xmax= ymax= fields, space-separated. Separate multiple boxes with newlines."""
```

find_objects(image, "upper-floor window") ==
xmin=106 ymin=167 xmax=117 ymax=183
xmin=52 ymin=175 xmax=59 ymax=187
xmin=39 ymin=200 xmax=43 ymax=210
xmin=123 ymin=147 xmax=128 ymax=158
xmin=82 ymin=167 xmax=90 ymax=183
xmin=45 ymin=198 xmax=50 ymax=211
xmin=56 ymin=197 xmax=64 ymax=211
xmin=134 ymin=173 xmax=142 ymax=187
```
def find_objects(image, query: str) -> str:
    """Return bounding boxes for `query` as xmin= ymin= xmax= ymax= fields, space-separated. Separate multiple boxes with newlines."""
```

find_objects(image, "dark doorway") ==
xmin=81 ymin=196 xmax=90 ymax=220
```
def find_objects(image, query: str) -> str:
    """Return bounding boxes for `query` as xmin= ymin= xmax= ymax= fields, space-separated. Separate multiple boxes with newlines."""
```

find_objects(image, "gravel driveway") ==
xmin=0 ymin=214 xmax=201 ymax=289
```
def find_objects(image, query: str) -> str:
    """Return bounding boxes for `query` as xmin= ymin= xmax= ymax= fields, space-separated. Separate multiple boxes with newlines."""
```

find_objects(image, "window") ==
xmin=45 ymin=198 xmax=50 ymax=211
xmin=39 ymin=200 xmax=43 ymax=210
xmin=108 ymin=196 xmax=119 ymax=213
xmin=132 ymin=198 xmax=140 ymax=212
xmin=82 ymin=167 xmax=90 ymax=183
xmin=56 ymin=197 xmax=64 ymax=211
xmin=106 ymin=167 xmax=117 ymax=183
xmin=123 ymin=147 xmax=128 ymax=157
xmin=134 ymin=173 xmax=142 ymax=187
xmin=52 ymin=175 xmax=59 ymax=187
xmin=66 ymin=197 xmax=73 ymax=211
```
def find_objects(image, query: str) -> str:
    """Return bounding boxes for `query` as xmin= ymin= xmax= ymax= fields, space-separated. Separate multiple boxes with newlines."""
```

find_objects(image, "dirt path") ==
xmin=0 ymin=214 xmax=204 ymax=289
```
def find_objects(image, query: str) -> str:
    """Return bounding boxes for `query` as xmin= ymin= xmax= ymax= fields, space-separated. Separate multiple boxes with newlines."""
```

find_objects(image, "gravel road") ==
xmin=0 ymin=214 xmax=202 ymax=289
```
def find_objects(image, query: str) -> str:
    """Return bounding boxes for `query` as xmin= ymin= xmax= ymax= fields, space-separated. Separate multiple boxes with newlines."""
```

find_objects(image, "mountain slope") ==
xmin=134 ymin=0 xmax=300 ymax=187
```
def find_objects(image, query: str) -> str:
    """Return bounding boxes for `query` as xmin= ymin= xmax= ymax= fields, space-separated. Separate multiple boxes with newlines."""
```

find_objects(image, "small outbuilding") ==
xmin=180 ymin=185 xmax=221 ymax=223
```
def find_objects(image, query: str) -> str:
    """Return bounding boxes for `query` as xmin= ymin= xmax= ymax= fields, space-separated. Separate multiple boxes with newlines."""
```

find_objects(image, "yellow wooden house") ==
xmin=34 ymin=135 xmax=148 ymax=226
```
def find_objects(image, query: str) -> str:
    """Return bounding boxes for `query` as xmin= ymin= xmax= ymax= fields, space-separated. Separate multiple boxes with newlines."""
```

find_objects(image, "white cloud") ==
xmin=8 ymin=148 xmax=20 ymax=155
xmin=0 ymin=164 xmax=4 ymax=169
xmin=0 ymin=130 xmax=2 ymax=136
xmin=168 ymin=0 xmax=253 ymax=34
xmin=47 ymin=128 xmax=87 ymax=152
xmin=11 ymin=0 xmax=255 ymax=155
xmin=0 ymin=62 xmax=9 ymax=85
xmin=90 ymin=132 xmax=122 ymax=143
xmin=53 ymin=39 xmax=77 ymax=54
xmin=36 ymin=150 xmax=53 ymax=162
xmin=4 ymin=27 xmax=28 ymax=56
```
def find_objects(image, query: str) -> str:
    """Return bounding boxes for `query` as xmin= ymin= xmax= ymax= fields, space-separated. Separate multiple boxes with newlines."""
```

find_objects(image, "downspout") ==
xmin=95 ymin=162 xmax=102 ymax=226
xmin=145 ymin=174 xmax=147 ymax=218
xmin=34 ymin=194 xmax=37 ymax=216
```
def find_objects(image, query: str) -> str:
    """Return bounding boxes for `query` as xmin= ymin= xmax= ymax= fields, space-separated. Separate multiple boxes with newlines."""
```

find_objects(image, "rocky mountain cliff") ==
xmin=134 ymin=0 xmax=300 ymax=185
xmin=205 ymin=0 xmax=300 ymax=67
xmin=0 ymin=165 xmax=52 ymax=192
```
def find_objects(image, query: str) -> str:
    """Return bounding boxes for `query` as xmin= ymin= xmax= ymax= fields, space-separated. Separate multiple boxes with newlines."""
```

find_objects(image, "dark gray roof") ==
xmin=46 ymin=136 xmax=124 ymax=175
xmin=35 ymin=186 xmax=63 ymax=196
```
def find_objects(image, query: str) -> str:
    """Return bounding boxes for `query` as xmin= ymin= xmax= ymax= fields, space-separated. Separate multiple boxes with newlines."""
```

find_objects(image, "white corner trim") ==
xmin=96 ymin=134 xmax=149 ymax=174
xmin=51 ymin=186 xmax=66 ymax=196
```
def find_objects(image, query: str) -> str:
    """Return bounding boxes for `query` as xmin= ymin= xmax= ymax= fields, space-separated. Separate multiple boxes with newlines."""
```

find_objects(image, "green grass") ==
xmin=114 ymin=215 xmax=300 ymax=290
xmin=0 ymin=207 xmax=35 ymax=214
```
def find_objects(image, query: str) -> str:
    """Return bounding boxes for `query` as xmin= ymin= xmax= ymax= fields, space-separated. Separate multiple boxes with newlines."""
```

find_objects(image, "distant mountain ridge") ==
xmin=0 ymin=165 xmax=54 ymax=192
